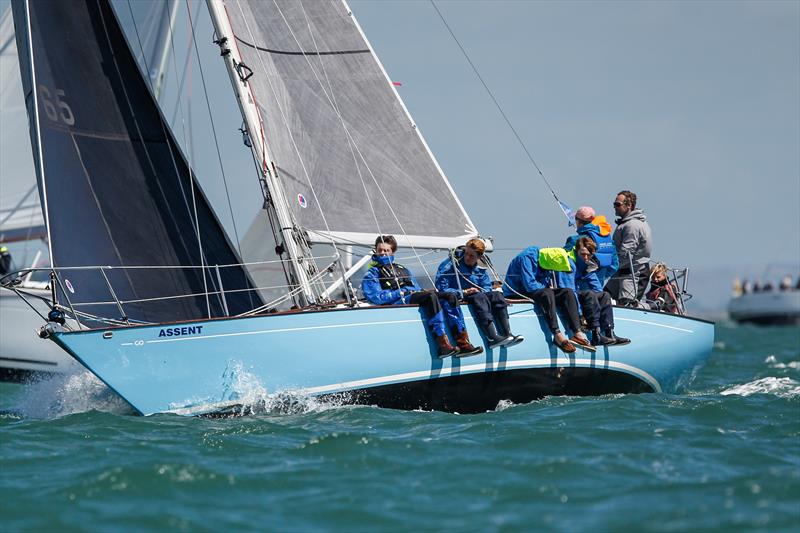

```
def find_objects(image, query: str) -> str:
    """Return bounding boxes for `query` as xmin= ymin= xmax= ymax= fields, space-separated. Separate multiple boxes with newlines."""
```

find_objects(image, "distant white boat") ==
xmin=0 ymin=286 xmax=80 ymax=381
xmin=728 ymin=290 xmax=800 ymax=326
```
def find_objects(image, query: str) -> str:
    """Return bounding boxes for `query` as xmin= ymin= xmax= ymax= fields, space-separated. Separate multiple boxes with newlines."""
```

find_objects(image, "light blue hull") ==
xmin=50 ymin=304 xmax=714 ymax=415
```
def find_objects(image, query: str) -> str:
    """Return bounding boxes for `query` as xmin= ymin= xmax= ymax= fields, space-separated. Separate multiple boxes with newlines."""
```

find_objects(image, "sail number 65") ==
xmin=39 ymin=85 xmax=75 ymax=126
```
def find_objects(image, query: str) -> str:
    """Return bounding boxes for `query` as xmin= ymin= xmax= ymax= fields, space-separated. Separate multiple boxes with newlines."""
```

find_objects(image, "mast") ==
xmin=205 ymin=0 xmax=316 ymax=306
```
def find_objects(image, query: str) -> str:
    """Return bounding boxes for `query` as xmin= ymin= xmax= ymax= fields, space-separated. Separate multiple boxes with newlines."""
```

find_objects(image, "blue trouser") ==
xmin=578 ymin=290 xmax=614 ymax=330
xmin=465 ymin=291 xmax=508 ymax=328
xmin=408 ymin=290 xmax=465 ymax=336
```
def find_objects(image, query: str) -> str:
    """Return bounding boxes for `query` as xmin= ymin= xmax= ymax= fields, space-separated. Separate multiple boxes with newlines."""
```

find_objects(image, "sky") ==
xmin=2 ymin=0 xmax=798 ymax=307
xmin=347 ymin=0 xmax=799 ymax=271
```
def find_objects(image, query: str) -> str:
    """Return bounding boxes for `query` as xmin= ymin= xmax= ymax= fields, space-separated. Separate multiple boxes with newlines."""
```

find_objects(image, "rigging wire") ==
xmin=231 ymin=0 xmax=343 ymax=302
xmin=183 ymin=1 xmax=249 ymax=283
xmin=429 ymin=0 xmax=571 ymax=223
xmin=269 ymin=0 xmax=437 ymax=286
xmin=99 ymin=1 xmax=201 ymax=316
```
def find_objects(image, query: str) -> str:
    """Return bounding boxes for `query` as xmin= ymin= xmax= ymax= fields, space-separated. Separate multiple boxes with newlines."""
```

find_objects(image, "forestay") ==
xmin=11 ymin=0 xmax=261 ymax=324
xmin=223 ymin=0 xmax=479 ymax=249
xmin=0 ymin=6 xmax=44 ymax=243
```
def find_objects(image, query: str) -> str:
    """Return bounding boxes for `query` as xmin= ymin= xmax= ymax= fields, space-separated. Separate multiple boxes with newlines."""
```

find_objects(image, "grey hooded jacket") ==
xmin=613 ymin=209 xmax=652 ymax=269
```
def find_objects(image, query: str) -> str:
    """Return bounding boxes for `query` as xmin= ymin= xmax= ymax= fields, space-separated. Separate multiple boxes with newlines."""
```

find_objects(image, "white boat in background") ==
xmin=728 ymin=290 xmax=800 ymax=326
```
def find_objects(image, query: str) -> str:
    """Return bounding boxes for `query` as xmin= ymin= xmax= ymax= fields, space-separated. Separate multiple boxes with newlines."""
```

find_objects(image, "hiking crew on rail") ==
xmin=361 ymin=235 xmax=482 ymax=359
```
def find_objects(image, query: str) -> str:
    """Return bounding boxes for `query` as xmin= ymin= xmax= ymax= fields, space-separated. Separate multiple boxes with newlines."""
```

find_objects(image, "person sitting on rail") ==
xmin=0 ymin=245 xmax=12 ymax=276
xmin=503 ymin=246 xmax=594 ymax=353
xmin=573 ymin=237 xmax=631 ymax=346
xmin=564 ymin=205 xmax=618 ymax=287
xmin=645 ymin=262 xmax=682 ymax=314
xmin=435 ymin=238 xmax=524 ymax=349
xmin=361 ymin=235 xmax=482 ymax=359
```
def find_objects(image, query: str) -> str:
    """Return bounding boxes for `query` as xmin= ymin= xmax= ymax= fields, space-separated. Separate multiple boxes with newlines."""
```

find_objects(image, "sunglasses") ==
xmin=613 ymin=201 xmax=627 ymax=207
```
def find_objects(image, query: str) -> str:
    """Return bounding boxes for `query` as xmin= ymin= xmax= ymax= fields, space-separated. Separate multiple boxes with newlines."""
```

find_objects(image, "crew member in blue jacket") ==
xmin=361 ymin=235 xmax=482 ymax=358
xmin=503 ymin=246 xmax=594 ymax=353
xmin=563 ymin=206 xmax=618 ymax=287
xmin=573 ymin=237 xmax=631 ymax=346
xmin=435 ymin=238 xmax=523 ymax=349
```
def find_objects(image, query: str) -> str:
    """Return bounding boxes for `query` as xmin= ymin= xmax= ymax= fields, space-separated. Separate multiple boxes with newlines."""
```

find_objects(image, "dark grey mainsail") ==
xmin=222 ymin=0 xmax=478 ymax=248
xmin=12 ymin=0 xmax=261 ymax=324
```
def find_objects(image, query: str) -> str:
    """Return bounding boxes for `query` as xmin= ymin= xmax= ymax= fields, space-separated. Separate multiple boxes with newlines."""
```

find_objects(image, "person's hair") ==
xmin=617 ymin=190 xmax=637 ymax=209
xmin=575 ymin=236 xmax=596 ymax=255
xmin=374 ymin=235 xmax=398 ymax=252
xmin=465 ymin=238 xmax=486 ymax=255
xmin=650 ymin=262 xmax=668 ymax=279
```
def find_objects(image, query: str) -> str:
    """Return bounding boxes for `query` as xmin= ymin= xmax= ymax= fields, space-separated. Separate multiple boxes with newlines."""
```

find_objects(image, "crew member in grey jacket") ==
xmin=605 ymin=190 xmax=652 ymax=306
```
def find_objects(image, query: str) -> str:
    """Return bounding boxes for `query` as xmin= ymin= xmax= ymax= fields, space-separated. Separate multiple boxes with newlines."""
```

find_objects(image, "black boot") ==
xmin=605 ymin=328 xmax=631 ymax=346
xmin=495 ymin=313 xmax=524 ymax=347
xmin=592 ymin=327 xmax=615 ymax=346
xmin=484 ymin=322 xmax=510 ymax=349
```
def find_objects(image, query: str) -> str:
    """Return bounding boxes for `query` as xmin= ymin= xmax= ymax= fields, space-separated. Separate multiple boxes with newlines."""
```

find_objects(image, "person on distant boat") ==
xmin=503 ymin=246 xmax=594 ymax=353
xmin=646 ymin=263 xmax=682 ymax=314
xmin=435 ymin=238 xmax=523 ymax=349
xmin=0 ymin=245 xmax=11 ymax=276
xmin=753 ymin=280 xmax=762 ymax=292
xmin=763 ymin=281 xmax=774 ymax=292
xmin=780 ymin=275 xmax=793 ymax=291
xmin=605 ymin=190 xmax=652 ymax=307
xmin=742 ymin=279 xmax=752 ymax=294
xmin=732 ymin=278 xmax=743 ymax=297
xmin=564 ymin=206 xmax=619 ymax=288
xmin=361 ymin=235 xmax=482 ymax=359
xmin=573 ymin=237 xmax=630 ymax=345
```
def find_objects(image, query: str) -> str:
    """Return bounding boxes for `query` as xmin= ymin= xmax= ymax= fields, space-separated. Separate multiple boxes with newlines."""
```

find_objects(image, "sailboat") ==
xmin=4 ymin=0 xmax=714 ymax=415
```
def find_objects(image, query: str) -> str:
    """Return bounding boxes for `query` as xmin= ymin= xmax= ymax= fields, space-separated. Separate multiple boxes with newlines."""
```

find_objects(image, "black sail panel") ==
xmin=13 ymin=0 xmax=261 ymax=323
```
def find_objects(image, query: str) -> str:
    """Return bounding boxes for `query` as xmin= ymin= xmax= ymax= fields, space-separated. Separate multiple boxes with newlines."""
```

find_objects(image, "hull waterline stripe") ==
xmin=299 ymin=358 xmax=662 ymax=395
xmin=165 ymin=358 xmax=661 ymax=415
xmin=616 ymin=317 xmax=693 ymax=333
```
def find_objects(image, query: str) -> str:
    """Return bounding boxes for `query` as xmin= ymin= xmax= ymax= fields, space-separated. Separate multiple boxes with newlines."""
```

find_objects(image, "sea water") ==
xmin=1 ymin=322 xmax=798 ymax=531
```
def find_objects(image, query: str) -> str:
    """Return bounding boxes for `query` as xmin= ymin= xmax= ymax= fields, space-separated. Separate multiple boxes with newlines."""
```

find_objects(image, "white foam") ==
xmin=14 ymin=368 xmax=135 ymax=418
xmin=720 ymin=377 xmax=800 ymax=399
xmin=495 ymin=399 xmax=515 ymax=411
xmin=174 ymin=360 xmax=354 ymax=416
xmin=764 ymin=355 xmax=800 ymax=370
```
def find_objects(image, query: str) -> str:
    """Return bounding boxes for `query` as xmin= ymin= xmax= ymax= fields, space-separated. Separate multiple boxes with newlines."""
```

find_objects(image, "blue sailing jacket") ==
xmin=503 ymin=247 xmax=551 ymax=297
xmin=563 ymin=219 xmax=618 ymax=286
xmin=361 ymin=256 xmax=422 ymax=305
xmin=435 ymin=250 xmax=493 ymax=298
xmin=575 ymin=255 xmax=604 ymax=292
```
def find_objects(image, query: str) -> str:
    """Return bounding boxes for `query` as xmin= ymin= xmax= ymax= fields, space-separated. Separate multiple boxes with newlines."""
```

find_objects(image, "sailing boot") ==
xmin=483 ymin=321 xmax=511 ymax=349
xmin=604 ymin=328 xmax=631 ymax=346
xmin=454 ymin=329 xmax=483 ymax=357
xmin=591 ymin=327 xmax=615 ymax=346
xmin=436 ymin=334 xmax=459 ymax=359
xmin=496 ymin=313 xmax=524 ymax=347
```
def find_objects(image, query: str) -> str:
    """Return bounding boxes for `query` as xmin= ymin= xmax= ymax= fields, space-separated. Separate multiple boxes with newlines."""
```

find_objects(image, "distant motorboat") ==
xmin=728 ymin=289 xmax=800 ymax=326
xmin=0 ymin=285 xmax=79 ymax=382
